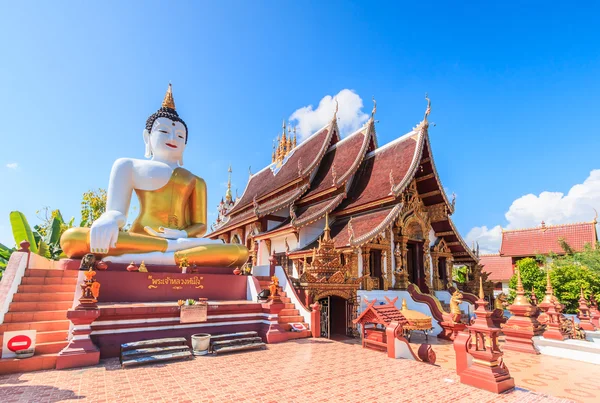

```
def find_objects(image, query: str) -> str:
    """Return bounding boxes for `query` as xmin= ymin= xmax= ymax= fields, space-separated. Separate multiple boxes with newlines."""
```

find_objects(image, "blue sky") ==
xmin=1 ymin=1 xmax=599 ymax=252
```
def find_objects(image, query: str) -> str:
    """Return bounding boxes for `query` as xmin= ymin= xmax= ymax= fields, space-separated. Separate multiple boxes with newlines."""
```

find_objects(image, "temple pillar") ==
xmin=56 ymin=308 xmax=101 ymax=369
xmin=423 ymin=233 xmax=432 ymax=292
xmin=393 ymin=236 xmax=408 ymax=289
xmin=446 ymin=257 xmax=454 ymax=289
xmin=362 ymin=247 xmax=372 ymax=291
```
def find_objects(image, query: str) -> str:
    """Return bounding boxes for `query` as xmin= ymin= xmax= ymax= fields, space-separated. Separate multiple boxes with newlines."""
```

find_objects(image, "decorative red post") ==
xmin=577 ymin=288 xmax=596 ymax=331
xmin=537 ymin=270 xmax=567 ymax=341
xmin=590 ymin=294 xmax=600 ymax=328
xmin=311 ymin=302 xmax=321 ymax=338
xmin=56 ymin=268 xmax=102 ymax=369
xmin=456 ymin=278 xmax=515 ymax=394
xmin=501 ymin=269 xmax=543 ymax=354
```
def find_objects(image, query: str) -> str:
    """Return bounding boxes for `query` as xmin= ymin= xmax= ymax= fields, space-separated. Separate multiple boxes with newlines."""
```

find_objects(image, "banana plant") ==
xmin=9 ymin=211 xmax=38 ymax=254
xmin=9 ymin=210 xmax=72 ymax=261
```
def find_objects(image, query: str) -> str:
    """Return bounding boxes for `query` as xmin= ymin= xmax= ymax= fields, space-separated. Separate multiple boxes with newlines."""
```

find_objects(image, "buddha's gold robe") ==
xmin=61 ymin=167 xmax=248 ymax=267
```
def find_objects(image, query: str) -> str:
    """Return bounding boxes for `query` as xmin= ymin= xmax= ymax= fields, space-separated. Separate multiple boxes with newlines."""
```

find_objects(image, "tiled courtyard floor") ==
xmin=0 ymin=338 xmax=570 ymax=403
xmin=409 ymin=335 xmax=600 ymax=403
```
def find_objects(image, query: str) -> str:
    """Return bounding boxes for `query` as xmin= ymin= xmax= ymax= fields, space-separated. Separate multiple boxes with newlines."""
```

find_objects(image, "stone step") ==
xmin=209 ymin=331 xmax=259 ymax=342
xmin=211 ymin=337 xmax=262 ymax=348
xmin=278 ymin=315 xmax=305 ymax=323
xmin=0 ymin=353 xmax=57 ymax=375
xmin=25 ymin=269 xmax=78 ymax=278
xmin=213 ymin=342 xmax=266 ymax=355
xmin=18 ymin=284 xmax=76 ymax=293
xmin=13 ymin=292 xmax=74 ymax=302
xmin=121 ymin=337 xmax=188 ymax=352
xmin=121 ymin=345 xmax=190 ymax=361
xmin=279 ymin=308 xmax=299 ymax=316
xmin=3 ymin=310 xmax=68 ymax=323
xmin=34 ymin=341 xmax=69 ymax=355
xmin=284 ymin=303 xmax=295 ymax=309
xmin=9 ymin=301 xmax=73 ymax=312
xmin=0 ymin=320 xmax=71 ymax=333
xmin=121 ymin=350 xmax=192 ymax=368
xmin=21 ymin=276 xmax=78 ymax=285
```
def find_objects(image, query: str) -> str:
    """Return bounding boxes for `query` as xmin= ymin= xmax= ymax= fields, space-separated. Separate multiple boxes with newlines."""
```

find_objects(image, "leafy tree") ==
xmin=551 ymin=241 xmax=600 ymax=277
xmin=549 ymin=264 xmax=600 ymax=313
xmin=80 ymin=188 xmax=107 ymax=227
xmin=453 ymin=265 xmax=468 ymax=283
xmin=508 ymin=258 xmax=547 ymax=304
xmin=0 ymin=242 xmax=15 ymax=280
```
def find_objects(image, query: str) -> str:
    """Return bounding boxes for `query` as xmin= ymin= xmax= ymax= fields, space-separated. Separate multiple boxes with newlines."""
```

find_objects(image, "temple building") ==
xmin=208 ymin=97 xmax=482 ymax=337
xmin=480 ymin=219 xmax=598 ymax=295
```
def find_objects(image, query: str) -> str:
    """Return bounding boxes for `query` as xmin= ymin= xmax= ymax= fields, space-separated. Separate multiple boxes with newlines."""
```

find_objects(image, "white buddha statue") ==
xmin=61 ymin=84 xmax=248 ymax=268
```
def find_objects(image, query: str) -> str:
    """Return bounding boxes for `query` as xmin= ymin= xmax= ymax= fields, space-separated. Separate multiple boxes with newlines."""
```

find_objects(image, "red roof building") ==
xmin=480 ymin=221 xmax=597 ymax=290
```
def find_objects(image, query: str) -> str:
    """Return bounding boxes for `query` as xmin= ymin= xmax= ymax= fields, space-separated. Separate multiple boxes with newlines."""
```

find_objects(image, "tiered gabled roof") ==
xmin=209 ymin=119 xmax=339 ymax=236
xmin=479 ymin=254 xmax=513 ymax=282
xmin=500 ymin=220 xmax=598 ymax=257
xmin=290 ymin=122 xmax=375 ymax=228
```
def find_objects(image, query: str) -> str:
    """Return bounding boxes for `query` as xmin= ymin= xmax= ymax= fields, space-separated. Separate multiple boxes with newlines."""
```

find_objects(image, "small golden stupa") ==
xmin=400 ymin=299 xmax=433 ymax=331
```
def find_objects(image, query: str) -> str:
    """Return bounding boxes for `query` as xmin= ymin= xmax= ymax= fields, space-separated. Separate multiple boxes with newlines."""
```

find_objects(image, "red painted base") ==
xmin=501 ymin=314 xmax=542 ymax=354
xmin=459 ymin=365 xmax=515 ymax=394
xmin=439 ymin=322 xmax=467 ymax=341
xmin=579 ymin=321 xmax=596 ymax=331
xmin=56 ymin=348 xmax=100 ymax=370
xmin=543 ymin=327 xmax=568 ymax=341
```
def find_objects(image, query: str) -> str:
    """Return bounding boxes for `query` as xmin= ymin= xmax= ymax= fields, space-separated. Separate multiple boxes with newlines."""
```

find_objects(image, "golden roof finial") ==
xmin=162 ymin=83 xmax=176 ymax=110
xmin=371 ymin=96 xmax=377 ymax=119
xmin=292 ymin=126 xmax=297 ymax=148
xmin=479 ymin=276 xmax=484 ymax=300
xmin=323 ymin=212 xmax=331 ymax=241
xmin=423 ymin=92 xmax=431 ymax=124
xmin=581 ymin=286 xmax=585 ymax=300
xmin=225 ymin=165 xmax=232 ymax=200
xmin=401 ymin=298 xmax=408 ymax=310
xmin=593 ymin=208 xmax=598 ymax=224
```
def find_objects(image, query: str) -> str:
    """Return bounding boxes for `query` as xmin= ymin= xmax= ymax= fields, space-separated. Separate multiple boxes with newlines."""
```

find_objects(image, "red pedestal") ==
xmin=439 ymin=321 xmax=467 ymax=341
xmin=502 ymin=304 xmax=542 ymax=354
xmin=56 ymin=308 xmax=101 ymax=370
xmin=262 ymin=302 xmax=288 ymax=343
xmin=539 ymin=302 xmax=568 ymax=341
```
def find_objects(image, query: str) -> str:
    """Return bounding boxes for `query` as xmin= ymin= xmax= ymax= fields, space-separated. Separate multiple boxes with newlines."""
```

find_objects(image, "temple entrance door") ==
xmin=319 ymin=296 xmax=349 ymax=339
xmin=407 ymin=241 xmax=426 ymax=291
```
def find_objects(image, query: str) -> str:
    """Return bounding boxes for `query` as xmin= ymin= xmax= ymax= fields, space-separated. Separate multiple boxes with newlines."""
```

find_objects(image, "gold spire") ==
xmin=323 ymin=212 xmax=331 ymax=241
xmin=225 ymin=165 xmax=232 ymax=201
xmin=479 ymin=276 xmax=484 ymax=300
xmin=162 ymin=83 xmax=176 ymax=110
xmin=581 ymin=286 xmax=586 ymax=300
xmin=513 ymin=268 xmax=530 ymax=306
xmin=401 ymin=298 xmax=408 ymax=310
xmin=542 ymin=268 xmax=554 ymax=304
xmin=292 ymin=126 xmax=297 ymax=148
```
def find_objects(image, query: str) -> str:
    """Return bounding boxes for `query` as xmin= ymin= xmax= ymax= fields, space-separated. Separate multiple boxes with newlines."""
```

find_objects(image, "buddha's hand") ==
xmin=89 ymin=213 xmax=121 ymax=254
xmin=144 ymin=226 xmax=188 ymax=239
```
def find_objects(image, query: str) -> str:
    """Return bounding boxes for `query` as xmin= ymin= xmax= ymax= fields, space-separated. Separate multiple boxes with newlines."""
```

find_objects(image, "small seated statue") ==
xmin=61 ymin=84 xmax=248 ymax=268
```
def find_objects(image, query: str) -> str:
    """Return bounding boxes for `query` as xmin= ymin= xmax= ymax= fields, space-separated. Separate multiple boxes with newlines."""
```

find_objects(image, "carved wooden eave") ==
xmin=349 ymin=204 xmax=403 ymax=248
xmin=291 ymin=193 xmax=346 ymax=229
xmin=418 ymin=127 xmax=455 ymax=215
xmin=447 ymin=217 xmax=479 ymax=262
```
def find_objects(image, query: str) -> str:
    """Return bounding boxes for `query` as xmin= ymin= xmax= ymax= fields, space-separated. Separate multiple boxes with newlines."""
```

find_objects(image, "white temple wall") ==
xmin=258 ymin=240 xmax=269 ymax=266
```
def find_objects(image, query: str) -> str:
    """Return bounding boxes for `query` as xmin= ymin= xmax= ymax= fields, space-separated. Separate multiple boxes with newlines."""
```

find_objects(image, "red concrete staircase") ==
xmin=257 ymin=277 xmax=312 ymax=340
xmin=0 ymin=268 xmax=78 ymax=374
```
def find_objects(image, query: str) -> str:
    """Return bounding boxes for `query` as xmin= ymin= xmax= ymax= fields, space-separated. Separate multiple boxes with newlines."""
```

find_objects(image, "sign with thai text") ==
xmin=147 ymin=275 xmax=204 ymax=290
xmin=2 ymin=330 xmax=36 ymax=359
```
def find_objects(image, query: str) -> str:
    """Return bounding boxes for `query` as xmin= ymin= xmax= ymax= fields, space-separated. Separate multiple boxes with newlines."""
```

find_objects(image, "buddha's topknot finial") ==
xmin=162 ymin=83 xmax=176 ymax=110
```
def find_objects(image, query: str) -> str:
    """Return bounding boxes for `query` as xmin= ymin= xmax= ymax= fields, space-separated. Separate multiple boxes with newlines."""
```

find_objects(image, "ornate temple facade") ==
xmin=209 ymin=98 xmax=480 ymax=303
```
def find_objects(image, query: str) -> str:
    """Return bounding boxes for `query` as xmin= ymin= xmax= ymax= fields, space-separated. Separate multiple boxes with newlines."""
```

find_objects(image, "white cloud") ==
xmin=467 ymin=169 xmax=600 ymax=253
xmin=289 ymin=89 xmax=370 ymax=140
xmin=6 ymin=162 xmax=18 ymax=169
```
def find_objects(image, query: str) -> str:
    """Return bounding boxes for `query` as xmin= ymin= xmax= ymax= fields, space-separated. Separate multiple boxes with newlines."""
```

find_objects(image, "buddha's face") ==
xmin=144 ymin=117 xmax=187 ymax=162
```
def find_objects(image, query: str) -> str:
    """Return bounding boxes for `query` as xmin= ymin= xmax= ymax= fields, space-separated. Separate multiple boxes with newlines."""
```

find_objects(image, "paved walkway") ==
xmin=409 ymin=335 xmax=599 ymax=403
xmin=0 ymin=338 xmax=568 ymax=403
